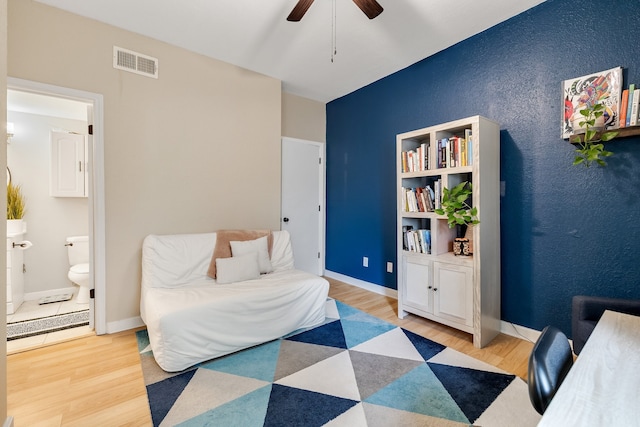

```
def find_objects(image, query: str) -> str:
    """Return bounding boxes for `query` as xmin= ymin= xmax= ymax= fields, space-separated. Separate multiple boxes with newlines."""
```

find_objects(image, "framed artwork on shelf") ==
xmin=561 ymin=66 xmax=622 ymax=139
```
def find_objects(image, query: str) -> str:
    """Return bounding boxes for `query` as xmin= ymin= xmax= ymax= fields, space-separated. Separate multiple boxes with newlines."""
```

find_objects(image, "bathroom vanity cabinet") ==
xmin=7 ymin=231 xmax=26 ymax=315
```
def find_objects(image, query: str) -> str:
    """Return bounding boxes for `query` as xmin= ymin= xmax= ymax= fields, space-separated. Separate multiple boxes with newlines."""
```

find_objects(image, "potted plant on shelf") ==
xmin=435 ymin=181 xmax=479 ymax=255
xmin=7 ymin=180 xmax=26 ymax=234
xmin=571 ymin=103 xmax=618 ymax=167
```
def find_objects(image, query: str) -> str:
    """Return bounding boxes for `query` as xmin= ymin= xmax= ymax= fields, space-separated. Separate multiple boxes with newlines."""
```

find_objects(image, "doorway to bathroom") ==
xmin=5 ymin=78 xmax=106 ymax=352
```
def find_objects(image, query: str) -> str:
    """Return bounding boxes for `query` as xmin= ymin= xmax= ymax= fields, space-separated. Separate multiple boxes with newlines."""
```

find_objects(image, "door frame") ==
xmin=281 ymin=137 xmax=325 ymax=275
xmin=8 ymin=77 xmax=106 ymax=335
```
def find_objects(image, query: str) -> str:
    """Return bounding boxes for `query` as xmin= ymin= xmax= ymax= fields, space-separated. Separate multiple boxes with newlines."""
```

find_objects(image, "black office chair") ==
xmin=572 ymin=295 xmax=640 ymax=355
xmin=527 ymin=326 xmax=574 ymax=415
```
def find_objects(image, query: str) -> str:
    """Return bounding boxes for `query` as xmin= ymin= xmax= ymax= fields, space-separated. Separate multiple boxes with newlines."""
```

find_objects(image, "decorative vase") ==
xmin=572 ymin=113 xmax=605 ymax=134
xmin=464 ymin=225 xmax=474 ymax=255
xmin=7 ymin=219 xmax=25 ymax=235
xmin=453 ymin=238 xmax=468 ymax=256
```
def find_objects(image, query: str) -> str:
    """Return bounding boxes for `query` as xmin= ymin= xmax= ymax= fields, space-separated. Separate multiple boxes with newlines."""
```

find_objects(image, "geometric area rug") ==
xmin=136 ymin=299 xmax=541 ymax=427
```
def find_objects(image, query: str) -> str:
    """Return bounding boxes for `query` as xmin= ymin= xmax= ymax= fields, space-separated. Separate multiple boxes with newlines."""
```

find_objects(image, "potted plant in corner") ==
xmin=435 ymin=181 xmax=479 ymax=255
xmin=7 ymin=180 xmax=26 ymax=235
xmin=571 ymin=103 xmax=618 ymax=167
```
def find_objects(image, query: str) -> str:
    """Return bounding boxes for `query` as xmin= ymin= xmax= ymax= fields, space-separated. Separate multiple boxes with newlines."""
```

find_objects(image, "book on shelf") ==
xmin=627 ymin=84 xmax=636 ymax=127
xmin=631 ymin=88 xmax=640 ymax=126
xmin=424 ymin=185 xmax=434 ymax=211
xmin=464 ymin=129 xmax=473 ymax=166
xmin=403 ymin=228 xmax=431 ymax=254
xmin=401 ymin=186 xmax=436 ymax=213
xmin=435 ymin=133 xmax=472 ymax=169
xmin=401 ymin=141 xmax=430 ymax=172
xmin=436 ymin=138 xmax=446 ymax=168
xmin=434 ymin=179 xmax=442 ymax=210
xmin=415 ymin=187 xmax=426 ymax=212
xmin=620 ymin=89 xmax=629 ymax=128
xmin=402 ymin=225 xmax=413 ymax=251
xmin=449 ymin=137 xmax=456 ymax=168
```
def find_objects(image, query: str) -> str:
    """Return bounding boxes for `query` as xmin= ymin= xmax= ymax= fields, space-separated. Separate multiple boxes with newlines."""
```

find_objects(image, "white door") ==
xmin=86 ymin=105 xmax=95 ymax=330
xmin=281 ymin=137 xmax=324 ymax=275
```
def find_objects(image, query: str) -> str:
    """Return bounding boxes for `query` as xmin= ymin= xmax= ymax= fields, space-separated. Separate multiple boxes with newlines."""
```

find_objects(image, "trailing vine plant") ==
xmin=572 ymin=103 xmax=617 ymax=167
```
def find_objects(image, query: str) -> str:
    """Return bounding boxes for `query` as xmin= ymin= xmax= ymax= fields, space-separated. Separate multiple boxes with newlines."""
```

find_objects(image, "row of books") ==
xmin=620 ymin=84 xmax=640 ymax=127
xmin=436 ymin=130 xmax=473 ymax=169
xmin=400 ymin=130 xmax=474 ymax=173
xmin=401 ymin=181 xmax=442 ymax=213
xmin=403 ymin=227 xmax=431 ymax=254
xmin=401 ymin=142 xmax=430 ymax=172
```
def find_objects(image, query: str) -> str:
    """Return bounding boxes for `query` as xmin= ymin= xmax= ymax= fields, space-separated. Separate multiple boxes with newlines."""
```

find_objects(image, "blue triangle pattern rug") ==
xmin=136 ymin=299 xmax=541 ymax=426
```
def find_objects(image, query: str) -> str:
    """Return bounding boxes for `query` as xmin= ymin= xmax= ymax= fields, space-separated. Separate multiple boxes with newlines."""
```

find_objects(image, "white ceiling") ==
xmin=33 ymin=0 xmax=545 ymax=103
xmin=7 ymin=89 xmax=90 ymax=121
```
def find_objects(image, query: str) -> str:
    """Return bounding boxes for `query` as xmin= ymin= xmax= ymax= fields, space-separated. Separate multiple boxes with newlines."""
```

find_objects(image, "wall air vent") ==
xmin=113 ymin=46 xmax=158 ymax=79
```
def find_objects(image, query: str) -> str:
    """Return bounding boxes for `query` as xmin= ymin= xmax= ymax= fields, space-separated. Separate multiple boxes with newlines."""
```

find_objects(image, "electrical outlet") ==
xmin=363 ymin=257 xmax=368 ymax=267
xmin=386 ymin=262 xmax=393 ymax=273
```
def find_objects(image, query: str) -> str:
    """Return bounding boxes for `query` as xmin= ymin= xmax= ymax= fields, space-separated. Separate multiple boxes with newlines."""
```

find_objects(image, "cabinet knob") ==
xmin=283 ymin=217 xmax=290 ymax=223
xmin=428 ymin=286 xmax=432 ymax=289
xmin=433 ymin=288 xmax=438 ymax=291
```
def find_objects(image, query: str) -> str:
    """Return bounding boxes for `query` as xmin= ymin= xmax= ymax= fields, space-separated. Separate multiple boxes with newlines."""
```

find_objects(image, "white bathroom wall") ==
xmin=6 ymin=110 xmax=89 ymax=296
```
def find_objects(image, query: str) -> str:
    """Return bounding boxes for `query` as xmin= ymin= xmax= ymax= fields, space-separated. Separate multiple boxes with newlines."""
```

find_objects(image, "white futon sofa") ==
xmin=140 ymin=230 xmax=329 ymax=372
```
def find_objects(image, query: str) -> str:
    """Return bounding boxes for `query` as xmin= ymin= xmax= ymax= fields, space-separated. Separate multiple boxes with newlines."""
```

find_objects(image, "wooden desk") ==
xmin=538 ymin=310 xmax=640 ymax=426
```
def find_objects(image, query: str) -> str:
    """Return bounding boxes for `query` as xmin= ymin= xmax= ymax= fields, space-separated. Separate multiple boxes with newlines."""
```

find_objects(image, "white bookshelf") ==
xmin=397 ymin=115 xmax=501 ymax=348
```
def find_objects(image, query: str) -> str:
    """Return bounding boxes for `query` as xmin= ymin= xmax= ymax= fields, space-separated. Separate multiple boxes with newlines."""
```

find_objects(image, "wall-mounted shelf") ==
xmin=569 ymin=126 xmax=640 ymax=144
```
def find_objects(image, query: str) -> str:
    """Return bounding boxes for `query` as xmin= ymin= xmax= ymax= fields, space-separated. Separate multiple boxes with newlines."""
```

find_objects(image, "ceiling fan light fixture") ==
xmin=287 ymin=0 xmax=315 ymax=21
xmin=352 ymin=0 xmax=383 ymax=19
xmin=286 ymin=0 xmax=383 ymax=22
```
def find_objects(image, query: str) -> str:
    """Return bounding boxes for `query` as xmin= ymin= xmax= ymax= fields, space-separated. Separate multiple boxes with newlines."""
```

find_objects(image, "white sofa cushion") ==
xmin=141 ymin=230 xmax=295 ymax=290
xmin=142 ymin=232 xmax=217 ymax=289
xmin=270 ymin=230 xmax=295 ymax=272
xmin=230 ymin=236 xmax=273 ymax=274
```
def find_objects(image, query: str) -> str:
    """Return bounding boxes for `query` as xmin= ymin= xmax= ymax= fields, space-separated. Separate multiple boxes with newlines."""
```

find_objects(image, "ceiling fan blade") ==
xmin=352 ymin=0 xmax=383 ymax=19
xmin=287 ymin=0 xmax=315 ymax=21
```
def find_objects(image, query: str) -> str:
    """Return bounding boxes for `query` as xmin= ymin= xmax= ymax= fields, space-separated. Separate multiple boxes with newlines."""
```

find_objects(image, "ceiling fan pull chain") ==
xmin=331 ymin=0 xmax=337 ymax=62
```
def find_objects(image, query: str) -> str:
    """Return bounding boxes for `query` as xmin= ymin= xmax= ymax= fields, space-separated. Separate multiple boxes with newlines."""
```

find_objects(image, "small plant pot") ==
xmin=7 ymin=219 xmax=25 ymax=235
xmin=455 ymin=224 xmax=468 ymax=239
xmin=572 ymin=114 xmax=605 ymax=134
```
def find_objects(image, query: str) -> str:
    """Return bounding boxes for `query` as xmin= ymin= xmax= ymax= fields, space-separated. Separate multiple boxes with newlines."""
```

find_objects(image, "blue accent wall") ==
xmin=326 ymin=0 xmax=640 ymax=336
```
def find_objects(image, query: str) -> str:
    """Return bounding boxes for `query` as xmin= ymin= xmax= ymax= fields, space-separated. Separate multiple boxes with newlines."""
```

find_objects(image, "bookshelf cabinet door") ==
xmin=403 ymin=256 xmax=433 ymax=313
xmin=433 ymin=262 xmax=473 ymax=327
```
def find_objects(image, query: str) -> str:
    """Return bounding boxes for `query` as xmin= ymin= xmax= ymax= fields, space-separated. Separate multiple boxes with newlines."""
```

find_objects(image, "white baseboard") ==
xmin=3 ymin=416 xmax=14 ymax=427
xmin=324 ymin=270 xmax=398 ymax=299
xmin=24 ymin=287 xmax=77 ymax=301
xmin=106 ymin=316 xmax=145 ymax=334
xmin=324 ymin=270 xmax=544 ymax=344
xmin=500 ymin=320 xmax=540 ymax=343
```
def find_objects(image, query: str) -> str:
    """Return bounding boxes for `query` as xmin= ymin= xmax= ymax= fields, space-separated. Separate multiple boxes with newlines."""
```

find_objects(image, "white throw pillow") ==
xmin=230 ymin=236 xmax=273 ymax=274
xmin=215 ymin=252 xmax=260 ymax=284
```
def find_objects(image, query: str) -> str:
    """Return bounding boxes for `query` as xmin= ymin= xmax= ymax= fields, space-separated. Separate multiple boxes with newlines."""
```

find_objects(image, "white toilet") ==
xmin=66 ymin=235 xmax=90 ymax=304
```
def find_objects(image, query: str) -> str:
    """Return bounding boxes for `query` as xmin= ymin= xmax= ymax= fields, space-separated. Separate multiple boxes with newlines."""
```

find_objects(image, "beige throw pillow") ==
xmin=207 ymin=229 xmax=273 ymax=279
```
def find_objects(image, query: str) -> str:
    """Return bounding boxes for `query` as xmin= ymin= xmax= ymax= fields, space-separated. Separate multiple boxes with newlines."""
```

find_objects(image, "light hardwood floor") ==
xmin=7 ymin=278 xmax=532 ymax=426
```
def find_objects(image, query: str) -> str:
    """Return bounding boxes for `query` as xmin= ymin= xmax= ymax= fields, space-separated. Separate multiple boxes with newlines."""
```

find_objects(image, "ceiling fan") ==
xmin=287 ymin=0 xmax=383 ymax=21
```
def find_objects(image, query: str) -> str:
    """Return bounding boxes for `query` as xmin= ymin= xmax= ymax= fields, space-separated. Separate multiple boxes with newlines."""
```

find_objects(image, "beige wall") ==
xmin=1 ymin=0 xmax=7 ymax=421
xmin=8 ymin=0 xmax=282 ymax=325
xmin=282 ymin=92 xmax=326 ymax=143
